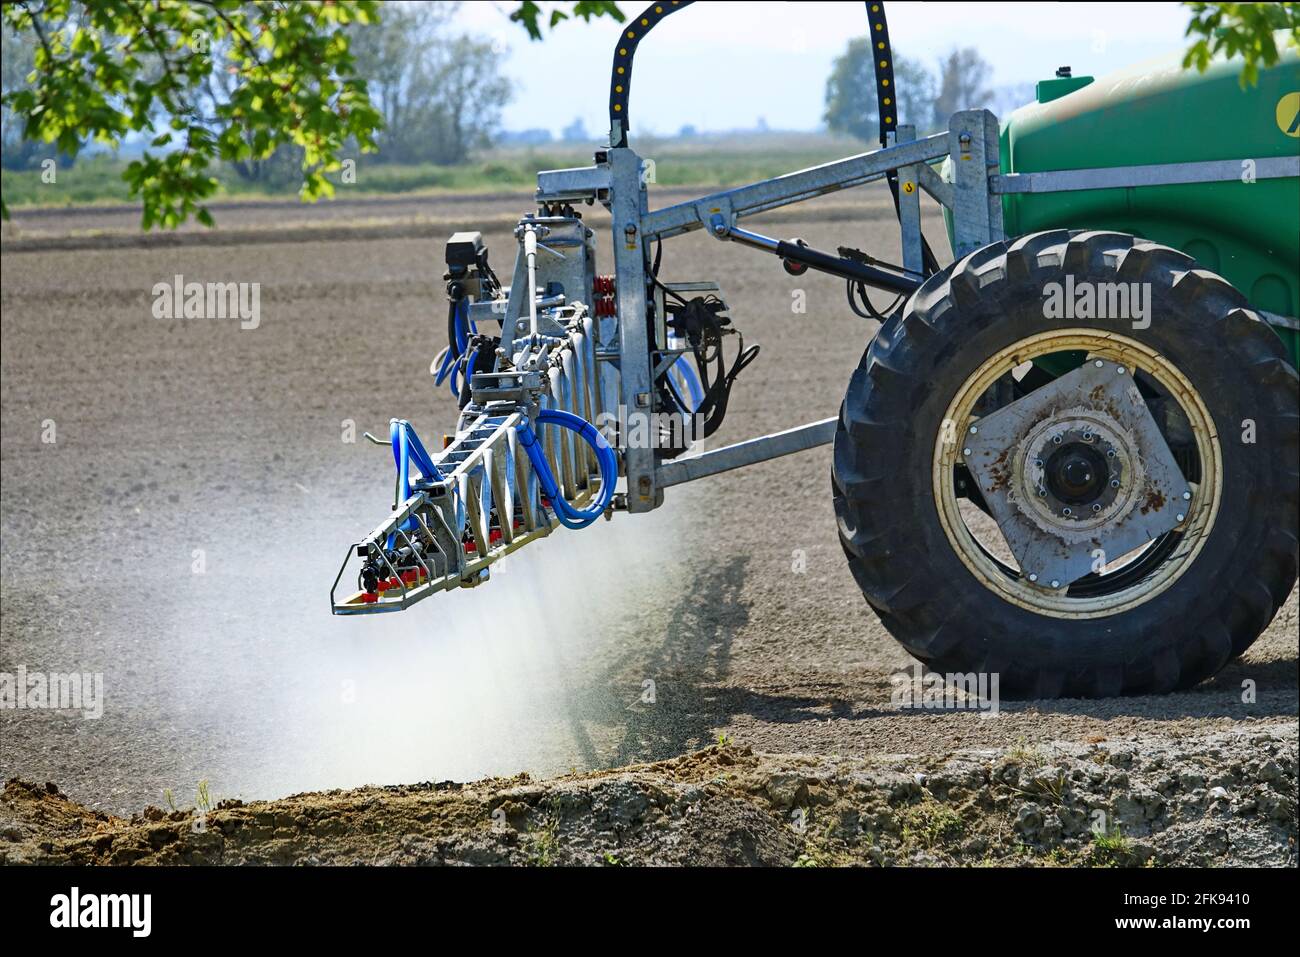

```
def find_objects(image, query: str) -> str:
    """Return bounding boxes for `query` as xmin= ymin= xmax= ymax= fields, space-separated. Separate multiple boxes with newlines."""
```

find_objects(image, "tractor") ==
xmin=331 ymin=1 xmax=1299 ymax=699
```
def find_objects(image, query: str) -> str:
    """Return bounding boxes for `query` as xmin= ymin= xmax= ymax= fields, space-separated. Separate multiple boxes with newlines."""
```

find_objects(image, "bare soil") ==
xmin=1 ymin=185 xmax=1295 ymax=865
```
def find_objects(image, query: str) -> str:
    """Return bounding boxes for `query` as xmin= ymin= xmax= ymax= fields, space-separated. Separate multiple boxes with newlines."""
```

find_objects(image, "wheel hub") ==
xmin=1045 ymin=442 xmax=1107 ymax=504
xmin=962 ymin=358 xmax=1191 ymax=589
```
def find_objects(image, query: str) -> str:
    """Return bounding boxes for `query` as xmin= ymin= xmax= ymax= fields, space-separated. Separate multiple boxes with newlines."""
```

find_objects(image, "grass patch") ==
xmin=899 ymin=799 xmax=965 ymax=849
xmin=2 ymin=136 xmax=868 ymax=211
xmin=1091 ymin=824 xmax=1137 ymax=866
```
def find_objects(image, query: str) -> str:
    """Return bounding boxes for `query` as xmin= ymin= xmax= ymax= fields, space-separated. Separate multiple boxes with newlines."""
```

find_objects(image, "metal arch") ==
xmin=610 ymin=2 xmax=899 ymax=150
xmin=608 ymin=1 xmax=694 ymax=148
xmin=864 ymin=2 xmax=897 ymax=147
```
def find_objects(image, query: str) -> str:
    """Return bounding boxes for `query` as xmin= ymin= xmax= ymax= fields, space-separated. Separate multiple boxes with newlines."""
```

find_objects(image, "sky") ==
xmin=455 ymin=1 xmax=1192 ymax=136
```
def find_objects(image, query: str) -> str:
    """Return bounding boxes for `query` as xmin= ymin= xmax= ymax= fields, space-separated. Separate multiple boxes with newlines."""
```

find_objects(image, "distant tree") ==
xmin=1182 ymin=1 xmax=1300 ymax=86
xmin=931 ymin=47 xmax=993 ymax=130
xmin=677 ymin=124 xmax=697 ymax=139
xmin=562 ymin=116 xmax=589 ymax=142
xmin=349 ymin=3 xmax=510 ymax=165
xmin=497 ymin=128 xmax=554 ymax=146
xmin=825 ymin=38 xmax=935 ymax=142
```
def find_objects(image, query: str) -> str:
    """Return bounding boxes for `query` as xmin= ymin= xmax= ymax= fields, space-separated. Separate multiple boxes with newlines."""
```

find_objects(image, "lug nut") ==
xmin=1091 ymin=503 xmax=1102 ymax=513
xmin=1117 ymin=366 xmax=1126 ymax=374
xmin=1110 ymin=479 xmax=1120 ymax=488
xmin=1182 ymin=491 xmax=1191 ymax=500
xmin=963 ymin=447 xmax=972 ymax=456
xmin=1062 ymin=507 xmax=1072 ymax=516
xmin=1028 ymin=573 xmax=1038 ymax=582
xmin=1051 ymin=580 xmax=1061 ymax=588
xmin=1094 ymin=360 xmax=1104 ymax=368
xmin=1176 ymin=513 xmax=1185 ymax=522
xmin=1052 ymin=435 xmax=1063 ymax=445
xmin=969 ymin=426 xmax=978 ymax=434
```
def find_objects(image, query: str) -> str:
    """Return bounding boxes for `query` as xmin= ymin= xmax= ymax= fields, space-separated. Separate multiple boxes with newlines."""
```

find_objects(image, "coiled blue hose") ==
xmin=672 ymin=354 xmax=704 ymax=411
xmin=517 ymin=408 xmax=618 ymax=529
xmin=434 ymin=300 xmax=477 ymax=400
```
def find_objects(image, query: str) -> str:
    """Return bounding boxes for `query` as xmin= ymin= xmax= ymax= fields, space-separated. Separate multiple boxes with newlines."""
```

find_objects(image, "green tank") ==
xmin=946 ymin=42 xmax=1300 ymax=364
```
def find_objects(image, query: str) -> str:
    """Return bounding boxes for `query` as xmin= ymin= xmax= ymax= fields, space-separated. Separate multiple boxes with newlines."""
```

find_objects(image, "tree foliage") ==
xmin=1 ymin=0 xmax=384 ymax=227
xmin=509 ymin=0 xmax=623 ymax=41
xmin=1182 ymin=1 xmax=1300 ymax=87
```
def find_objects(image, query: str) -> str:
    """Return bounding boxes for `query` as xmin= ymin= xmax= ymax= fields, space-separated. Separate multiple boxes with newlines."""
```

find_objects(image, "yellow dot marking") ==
xmin=882 ymin=79 xmax=889 ymax=86
xmin=885 ymin=116 xmax=893 ymax=124
xmin=617 ymin=66 xmax=625 ymax=74
xmin=616 ymin=85 xmax=623 ymax=93
xmin=880 ymin=61 xmax=888 ymax=68
xmin=656 ymin=6 xmax=663 ymax=12
xmin=1276 ymin=92 xmax=1300 ymax=137
xmin=883 ymin=97 xmax=891 ymax=105
xmin=641 ymin=18 xmax=649 ymax=26
xmin=614 ymin=104 xmax=622 ymax=112
xmin=877 ymin=42 xmax=885 ymax=49
xmin=875 ymin=23 xmax=882 ymax=30
xmin=627 ymin=30 xmax=635 ymax=38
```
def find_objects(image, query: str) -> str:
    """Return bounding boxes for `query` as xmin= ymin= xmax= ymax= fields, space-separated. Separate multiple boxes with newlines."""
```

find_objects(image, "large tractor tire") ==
xmin=832 ymin=230 xmax=1298 ymax=699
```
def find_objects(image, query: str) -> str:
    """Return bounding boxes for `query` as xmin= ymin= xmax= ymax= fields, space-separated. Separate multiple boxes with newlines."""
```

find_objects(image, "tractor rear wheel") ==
xmin=832 ymin=230 xmax=1298 ymax=698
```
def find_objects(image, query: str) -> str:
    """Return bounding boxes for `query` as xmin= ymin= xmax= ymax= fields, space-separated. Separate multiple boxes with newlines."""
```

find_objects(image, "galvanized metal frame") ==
xmin=336 ymin=78 xmax=1299 ymax=613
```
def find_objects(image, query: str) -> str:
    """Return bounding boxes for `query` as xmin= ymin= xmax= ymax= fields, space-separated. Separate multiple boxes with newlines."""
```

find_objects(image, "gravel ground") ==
xmin=4 ymin=723 xmax=1294 ymax=866
xmin=1 ymin=187 xmax=1296 ymax=859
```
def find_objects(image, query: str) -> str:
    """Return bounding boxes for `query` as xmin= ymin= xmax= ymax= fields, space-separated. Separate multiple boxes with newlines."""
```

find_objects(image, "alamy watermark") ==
xmin=596 ymin=405 xmax=705 ymax=452
xmin=1042 ymin=276 xmax=1151 ymax=329
xmin=889 ymin=663 xmax=1000 ymax=718
xmin=152 ymin=274 xmax=261 ymax=330
xmin=0 ymin=665 xmax=103 ymax=719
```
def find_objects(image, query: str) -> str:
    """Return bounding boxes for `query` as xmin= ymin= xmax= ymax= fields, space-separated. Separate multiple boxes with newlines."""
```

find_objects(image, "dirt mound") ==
xmin=3 ymin=723 xmax=1293 ymax=867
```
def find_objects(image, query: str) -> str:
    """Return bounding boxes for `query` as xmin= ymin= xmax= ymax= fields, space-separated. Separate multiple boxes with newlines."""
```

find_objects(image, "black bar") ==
xmin=775 ymin=239 xmax=921 ymax=295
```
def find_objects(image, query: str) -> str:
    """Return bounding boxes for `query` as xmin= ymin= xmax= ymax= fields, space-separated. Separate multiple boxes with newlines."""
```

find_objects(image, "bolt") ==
xmin=1028 ymin=573 xmax=1038 ymax=582
xmin=963 ymin=447 xmax=972 ymax=456
xmin=1082 ymin=431 xmax=1093 ymax=441
xmin=1094 ymin=359 xmax=1104 ymax=368
xmin=1117 ymin=366 xmax=1126 ymax=374
xmin=1034 ymin=458 xmax=1044 ymax=468
xmin=1176 ymin=513 xmax=1185 ymax=522
xmin=1062 ymin=507 xmax=1072 ymax=516
xmin=1106 ymin=449 xmax=1116 ymax=458
xmin=1092 ymin=503 xmax=1102 ymax=513
xmin=1051 ymin=580 xmax=1061 ymax=588
xmin=1052 ymin=434 xmax=1063 ymax=445
xmin=1037 ymin=487 xmax=1047 ymax=497
xmin=1182 ymin=491 xmax=1191 ymax=500
xmin=969 ymin=426 xmax=978 ymax=434
xmin=1110 ymin=479 xmax=1120 ymax=488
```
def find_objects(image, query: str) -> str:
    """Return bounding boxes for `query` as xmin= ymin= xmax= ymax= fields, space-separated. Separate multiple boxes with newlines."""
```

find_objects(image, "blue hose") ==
xmin=435 ymin=300 xmax=477 ymax=398
xmin=517 ymin=408 xmax=618 ymax=529
xmin=673 ymin=354 xmax=704 ymax=411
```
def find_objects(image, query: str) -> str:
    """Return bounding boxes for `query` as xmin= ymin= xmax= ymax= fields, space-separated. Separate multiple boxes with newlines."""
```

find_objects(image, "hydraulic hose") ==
xmin=516 ymin=408 xmax=618 ymax=529
xmin=387 ymin=418 xmax=444 ymax=549
xmin=390 ymin=418 xmax=444 ymax=501
xmin=435 ymin=299 xmax=479 ymax=402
